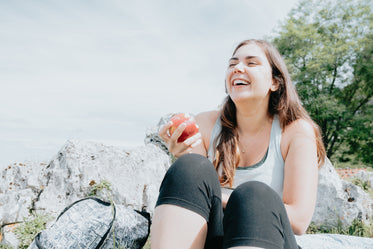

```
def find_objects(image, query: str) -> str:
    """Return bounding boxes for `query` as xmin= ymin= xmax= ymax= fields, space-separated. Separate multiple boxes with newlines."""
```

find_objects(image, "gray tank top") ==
xmin=207 ymin=115 xmax=285 ymax=197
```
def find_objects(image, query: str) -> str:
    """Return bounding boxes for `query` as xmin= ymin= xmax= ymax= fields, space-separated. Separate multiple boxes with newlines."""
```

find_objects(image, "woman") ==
xmin=151 ymin=39 xmax=326 ymax=249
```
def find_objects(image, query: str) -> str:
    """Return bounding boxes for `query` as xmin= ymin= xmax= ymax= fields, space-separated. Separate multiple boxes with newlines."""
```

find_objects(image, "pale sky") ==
xmin=0 ymin=0 xmax=299 ymax=168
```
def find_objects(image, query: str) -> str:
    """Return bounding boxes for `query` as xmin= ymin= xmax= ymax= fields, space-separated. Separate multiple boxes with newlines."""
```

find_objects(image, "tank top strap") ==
xmin=269 ymin=115 xmax=284 ymax=164
xmin=207 ymin=116 xmax=221 ymax=162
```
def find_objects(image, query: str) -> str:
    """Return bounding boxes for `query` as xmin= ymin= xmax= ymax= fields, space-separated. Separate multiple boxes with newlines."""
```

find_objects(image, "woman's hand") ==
xmin=158 ymin=120 xmax=202 ymax=158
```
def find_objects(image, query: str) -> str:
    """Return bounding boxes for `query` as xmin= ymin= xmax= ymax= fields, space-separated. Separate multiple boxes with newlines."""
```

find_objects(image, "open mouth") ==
xmin=232 ymin=79 xmax=250 ymax=86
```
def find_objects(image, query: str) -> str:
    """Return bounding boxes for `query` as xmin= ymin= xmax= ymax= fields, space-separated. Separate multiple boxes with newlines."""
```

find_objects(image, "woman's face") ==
xmin=225 ymin=43 xmax=277 ymax=104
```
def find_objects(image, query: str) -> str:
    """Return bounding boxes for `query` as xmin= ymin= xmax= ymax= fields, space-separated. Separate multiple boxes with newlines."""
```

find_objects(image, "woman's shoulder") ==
xmin=195 ymin=110 xmax=220 ymax=125
xmin=195 ymin=110 xmax=220 ymax=149
xmin=283 ymin=118 xmax=316 ymax=138
xmin=281 ymin=118 xmax=317 ymax=158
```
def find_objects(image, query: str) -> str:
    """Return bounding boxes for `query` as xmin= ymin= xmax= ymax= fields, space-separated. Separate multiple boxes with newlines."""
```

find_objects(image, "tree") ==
xmin=272 ymin=0 xmax=373 ymax=167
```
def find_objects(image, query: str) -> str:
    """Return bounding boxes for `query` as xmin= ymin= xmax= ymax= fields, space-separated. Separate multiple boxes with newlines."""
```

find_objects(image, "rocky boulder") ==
xmin=0 ymin=161 xmax=48 ymax=225
xmin=313 ymin=158 xmax=373 ymax=228
xmin=144 ymin=113 xmax=173 ymax=156
xmin=1 ymin=141 xmax=171 ymax=224
xmin=1 ymin=140 xmax=171 ymax=248
xmin=354 ymin=170 xmax=373 ymax=187
xmin=1 ymin=137 xmax=373 ymax=248
xmin=295 ymin=234 xmax=373 ymax=249
xmin=36 ymin=140 xmax=171 ymax=217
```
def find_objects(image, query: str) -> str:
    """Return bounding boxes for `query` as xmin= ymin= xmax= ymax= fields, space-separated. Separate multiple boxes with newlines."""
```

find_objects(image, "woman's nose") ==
xmin=233 ymin=62 xmax=245 ymax=73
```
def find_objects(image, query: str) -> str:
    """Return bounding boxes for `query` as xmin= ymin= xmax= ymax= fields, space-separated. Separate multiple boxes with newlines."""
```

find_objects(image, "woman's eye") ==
xmin=247 ymin=61 xmax=256 ymax=65
xmin=228 ymin=64 xmax=237 ymax=67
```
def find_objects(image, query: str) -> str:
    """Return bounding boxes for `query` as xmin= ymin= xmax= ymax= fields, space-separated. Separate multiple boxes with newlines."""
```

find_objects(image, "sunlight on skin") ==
xmin=151 ymin=204 xmax=207 ymax=249
xmin=151 ymin=205 xmax=267 ymax=249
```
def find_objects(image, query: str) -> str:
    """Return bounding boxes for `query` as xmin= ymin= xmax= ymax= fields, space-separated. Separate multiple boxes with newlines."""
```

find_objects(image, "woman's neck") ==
xmin=235 ymin=100 xmax=272 ymax=136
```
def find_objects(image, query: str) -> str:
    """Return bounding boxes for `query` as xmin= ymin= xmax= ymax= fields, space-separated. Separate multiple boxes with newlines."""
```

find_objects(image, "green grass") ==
xmin=330 ymin=142 xmax=373 ymax=169
xmin=352 ymin=178 xmax=371 ymax=192
xmin=307 ymin=218 xmax=373 ymax=238
xmin=14 ymin=213 xmax=53 ymax=249
xmin=143 ymin=236 xmax=151 ymax=249
xmin=88 ymin=179 xmax=112 ymax=197
xmin=0 ymin=244 xmax=14 ymax=249
xmin=344 ymin=175 xmax=373 ymax=199
xmin=331 ymin=151 xmax=372 ymax=169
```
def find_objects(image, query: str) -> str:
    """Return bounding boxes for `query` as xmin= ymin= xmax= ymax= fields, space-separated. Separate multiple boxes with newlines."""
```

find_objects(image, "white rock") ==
xmin=0 ymin=161 xmax=48 ymax=225
xmin=1 ymin=138 xmax=372 ymax=247
xmin=1 ymin=224 xmax=20 ymax=248
xmin=296 ymin=234 xmax=373 ymax=249
xmin=312 ymin=158 xmax=373 ymax=228
xmin=354 ymin=170 xmax=373 ymax=187
xmin=34 ymin=140 xmax=171 ymax=217
xmin=144 ymin=112 xmax=174 ymax=156
xmin=0 ymin=161 xmax=47 ymax=194
xmin=0 ymin=189 xmax=34 ymax=225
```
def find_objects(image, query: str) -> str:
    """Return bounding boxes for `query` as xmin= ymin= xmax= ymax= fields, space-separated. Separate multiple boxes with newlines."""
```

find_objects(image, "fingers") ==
xmin=191 ymin=138 xmax=202 ymax=148
xmin=174 ymin=147 xmax=193 ymax=158
xmin=158 ymin=121 xmax=173 ymax=142
xmin=158 ymin=120 xmax=202 ymax=158
xmin=183 ymin=133 xmax=202 ymax=148
xmin=171 ymin=133 xmax=202 ymax=158
xmin=170 ymin=123 xmax=186 ymax=141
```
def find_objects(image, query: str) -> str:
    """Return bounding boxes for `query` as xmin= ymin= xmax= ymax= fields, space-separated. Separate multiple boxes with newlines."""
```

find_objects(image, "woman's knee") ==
xmin=225 ymin=181 xmax=283 ymax=217
xmin=156 ymin=153 xmax=222 ymax=222
xmin=166 ymin=153 xmax=218 ymax=185
xmin=223 ymin=182 xmax=286 ymax=248
xmin=158 ymin=153 xmax=220 ymax=202
xmin=232 ymin=181 xmax=279 ymax=202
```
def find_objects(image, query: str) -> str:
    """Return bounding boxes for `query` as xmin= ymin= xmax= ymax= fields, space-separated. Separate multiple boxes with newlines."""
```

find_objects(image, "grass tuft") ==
xmin=88 ymin=179 xmax=112 ymax=197
xmin=0 ymin=244 xmax=14 ymax=249
xmin=351 ymin=178 xmax=371 ymax=193
xmin=14 ymin=213 xmax=53 ymax=249
xmin=307 ymin=218 xmax=373 ymax=237
xmin=143 ymin=235 xmax=151 ymax=249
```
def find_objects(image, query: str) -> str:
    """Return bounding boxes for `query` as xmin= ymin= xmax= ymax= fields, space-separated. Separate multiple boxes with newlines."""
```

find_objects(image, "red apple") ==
xmin=169 ymin=113 xmax=199 ymax=143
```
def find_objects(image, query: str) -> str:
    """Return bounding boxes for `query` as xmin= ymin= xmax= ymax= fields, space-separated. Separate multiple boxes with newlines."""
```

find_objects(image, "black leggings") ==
xmin=156 ymin=154 xmax=300 ymax=249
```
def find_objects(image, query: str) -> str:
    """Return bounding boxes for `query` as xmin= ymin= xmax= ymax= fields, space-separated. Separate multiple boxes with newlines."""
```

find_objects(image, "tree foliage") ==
xmin=272 ymin=0 xmax=373 ymax=167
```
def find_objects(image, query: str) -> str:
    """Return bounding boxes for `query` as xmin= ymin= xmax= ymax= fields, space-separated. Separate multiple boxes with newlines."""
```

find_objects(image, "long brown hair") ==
xmin=214 ymin=39 xmax=326 ymax=187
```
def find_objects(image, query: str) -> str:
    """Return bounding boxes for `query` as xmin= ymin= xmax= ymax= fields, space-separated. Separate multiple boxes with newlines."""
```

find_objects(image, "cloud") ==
xmin=0 ymin=0 xmax=298 ymax=167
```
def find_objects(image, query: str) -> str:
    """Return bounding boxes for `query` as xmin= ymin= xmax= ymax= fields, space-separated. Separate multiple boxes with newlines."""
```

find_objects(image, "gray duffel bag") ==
xmin=28 ymin=197 xmax=150 ymax=249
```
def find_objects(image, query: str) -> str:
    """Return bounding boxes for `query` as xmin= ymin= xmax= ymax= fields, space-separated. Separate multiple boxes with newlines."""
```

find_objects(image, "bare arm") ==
xmin=282 ymin=119 xmax=319 ymax=235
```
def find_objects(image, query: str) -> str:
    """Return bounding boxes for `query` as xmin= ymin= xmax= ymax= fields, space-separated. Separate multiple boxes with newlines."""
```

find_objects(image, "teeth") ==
xmin=233 ymin=80 xmax=249 ymax=86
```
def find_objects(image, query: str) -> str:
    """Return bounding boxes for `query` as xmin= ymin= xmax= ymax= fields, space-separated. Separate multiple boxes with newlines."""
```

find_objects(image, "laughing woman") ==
xmin=151 ymin=39 xmax=326 ymax=249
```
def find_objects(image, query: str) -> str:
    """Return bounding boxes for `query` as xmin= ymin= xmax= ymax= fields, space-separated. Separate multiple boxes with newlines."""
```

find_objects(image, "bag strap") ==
xmin=34 ymin=197 xmax=116 ymax=249
xmin=96 ymin=198 xmax=116 ymax=249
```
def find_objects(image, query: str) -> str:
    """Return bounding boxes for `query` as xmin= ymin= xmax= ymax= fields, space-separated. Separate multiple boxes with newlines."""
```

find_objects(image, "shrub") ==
xmin=14 ymin=213 xmax=53 ymax=249
xmin=0 ymin=244 xmax=14 ymax=249
xmin=352 ymin=178 xmax=371 ymax=192
xmin=88 ymin=179 xmax=112 ymax=197
xmin=307 ymin=218 xmax=373 ymax=238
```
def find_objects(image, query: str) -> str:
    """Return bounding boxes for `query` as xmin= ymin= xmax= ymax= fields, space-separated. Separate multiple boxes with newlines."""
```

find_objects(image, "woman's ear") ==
xmin=271 ymin=77 xmax=280 ymax=92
